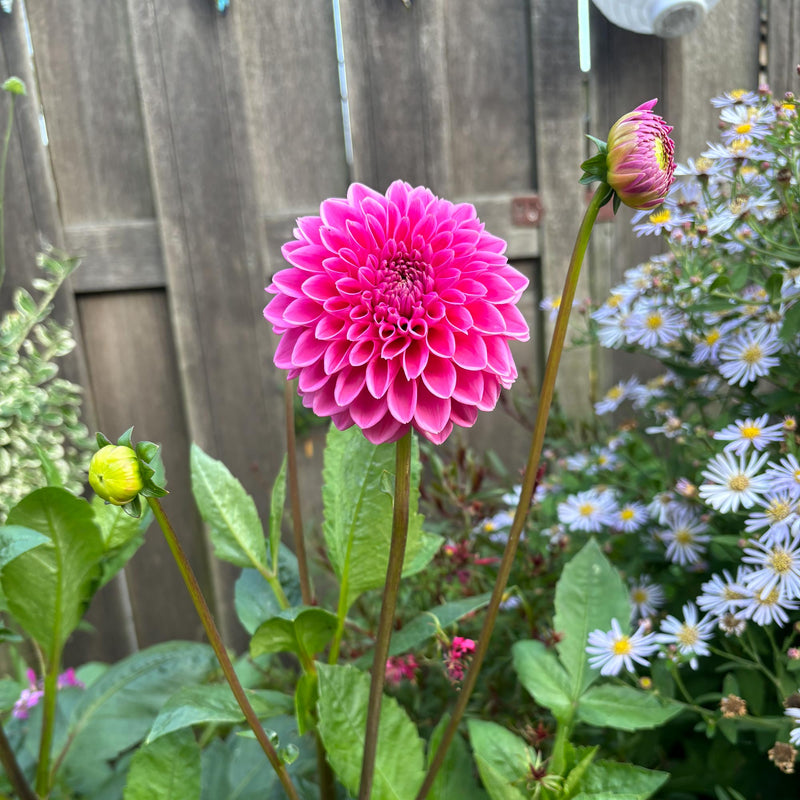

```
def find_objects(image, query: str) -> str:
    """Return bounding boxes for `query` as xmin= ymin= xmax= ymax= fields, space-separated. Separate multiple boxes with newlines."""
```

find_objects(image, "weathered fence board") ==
xmin=768 ymin=0 xmax=800 ymax=94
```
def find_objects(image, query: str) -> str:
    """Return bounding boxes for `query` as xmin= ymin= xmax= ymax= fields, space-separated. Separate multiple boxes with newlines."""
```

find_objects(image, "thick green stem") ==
xmin=284 ymin=380 xmax=313 ymax=605
xmin=147 ymin=497 xmax=301 ymax=800
xmin=416 ymin=184 xmax=609 ymax=799
xmin=315 ymin=730 xmax=337 ymax=800
xmin=358 ymin=430 xmax=413 ymax=800
xmin=35 ymin=648 xmax=61 ymax=796
xmin=0 ymin=92 xmax=14 ymax=292
xmin=0 ymin=717 xmax=38 ymax=800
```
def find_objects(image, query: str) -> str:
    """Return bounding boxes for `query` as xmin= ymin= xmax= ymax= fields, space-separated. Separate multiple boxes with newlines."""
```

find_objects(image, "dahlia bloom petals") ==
xmin=265 ymin=181 xmax=529 ymax=444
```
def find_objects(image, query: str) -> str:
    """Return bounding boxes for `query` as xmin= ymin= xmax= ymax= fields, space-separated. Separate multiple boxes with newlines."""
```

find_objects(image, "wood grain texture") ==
xmin=767 ymin=0 xmax=800 ymax=95
xmin=66 ymin=221 xmax=165 ymax=293
xmin=24 ymin=0 xmax=154 ymax=225
xmin=77 ymin=290 xmax=208 ymax=648
xmin=529 ymin=0 xmax=593 ymax=417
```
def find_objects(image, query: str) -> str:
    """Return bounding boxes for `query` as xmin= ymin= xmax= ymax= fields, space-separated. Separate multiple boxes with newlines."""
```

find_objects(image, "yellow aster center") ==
xmin=758 ymin=587 xmax=780 ymax=606
xmin=632 ymin=588 xmax=648 ymax=603
xmin=675 ymin=528 xmax=694 ymax=545
xmin=653 ymin=137 xmax=668 ymax=171
xmin=731 ymin=90 xmax=748 ymax=100
xmin=695 ymin=157 xmax=713 ymax=172
xmin=484 ymin=522 xmax=496 ymax=533
xmin=793 ymin=469 xmax=800 ymax=484
xmin=579 ymin=503 xmax=596 ymax=517
xmin=677 ymin=625 xmax=699 ymax=646
xmin=723 ymin=587 xmax=745 ymax=601
xmin=646 ymin=312 xmax=664 ymax=330
xmin=735 ymin=122 xmax=753 ymax=135
xmin=607 ymin=385 xmax=624 ymax=400
xmin=730 ymin=138 xmax=753 ymax=155
xmin=729 ymin=197 xmax=747 ymax=215
xmin=728 ymin=474 xmax=750 ymax=492
xmin=741 ymin=343 xmax=763 ymax=365
xmin=608 ymin=293 xmax=623 ymax=308
xmin=612 ymin=637 xmax=633 ymax=656
xmin=621 ymin=508 xmax=636 ymax=521
xmin=649 ymin=209 xmax=671 ymax=224
xmin=769 ymin=549 xmax=793 ymax=575
xmin=551 ymin=297 xmax=562 ymax=309
xmin=766 ymin=500 xmax=792 ymax=522
xmin=704 ymin=329 xmax=721 ymax=345
xmin=739 ymin=424 xmax=762 ymax=440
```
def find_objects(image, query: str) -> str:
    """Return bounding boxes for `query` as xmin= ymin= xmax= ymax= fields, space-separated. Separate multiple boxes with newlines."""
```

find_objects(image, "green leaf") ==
xmin=780 ymin=300 xmax=800 ymax=342
xmin=147 ymin=684 xmax=293 ymax=743
xmin=467 ymin=720 xmax=529 ymax=800
xmin=124 ymin=729 xmax=200 ymax=800
xmin=190 ymin=444 xmax=268 ymax=572
xmin=59 ymin=642 xmax=217 ymax=777
xmin=322 ymin=426 xmax=440 ymax=610
xmin=250 ymin=606 xmax=337 ymax=660
xmin=34 ymin=445 xmax=63 ymax=488
xmin=553 ymin=539 xmax=630 ymax=698
xmin=577 ymin=684 xmax=683 ymax=731
xmin=234 ymin=545 xmax=302 ymax=635
xmin=562 ymin=745 xmax=598 ymax=800
xmin=428 ymin=716 xmax=488 ymax=800
xmin=512 ymin=639 xmax=573 ymax=722
xmin=571 ymin=759 xmax=668 ymax=800
xmin=317 ymin=663 xmax=426 ymax=800
xmin=269 ymin=456 xmax=287 ymax=574
xmin=0 ymin=524 xmax=49 ymax=569
xmin=2 ymin=488 xmax=104 ymax=658
xmin=294 ymin=671 xmax=317 ymax=736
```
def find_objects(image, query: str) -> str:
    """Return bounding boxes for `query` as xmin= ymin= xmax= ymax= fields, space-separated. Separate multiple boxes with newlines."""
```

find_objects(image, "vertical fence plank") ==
xmin=768 ymin=0 xmax=800 ymax=94
xmin=529 ymin=0 xmax=593 ymax=417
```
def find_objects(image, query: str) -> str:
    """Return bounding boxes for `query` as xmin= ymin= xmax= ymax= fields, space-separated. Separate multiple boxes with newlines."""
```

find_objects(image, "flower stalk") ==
xmin=147 ymin=496 xmax=301 ymax=800
xmin=0 ymin=717 xmax=38 ymax=800
xmin=358 ymin=429 xmax=413 ymax=800
xmin=416 ymin=183 xmax=611 ymax=799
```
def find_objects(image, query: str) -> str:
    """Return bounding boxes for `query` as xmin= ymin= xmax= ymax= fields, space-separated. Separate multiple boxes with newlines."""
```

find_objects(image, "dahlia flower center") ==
xmin=376 ymin=248 xmax=433 ymax=322
xmin=612 ymin=637 xmax=633 ymax=656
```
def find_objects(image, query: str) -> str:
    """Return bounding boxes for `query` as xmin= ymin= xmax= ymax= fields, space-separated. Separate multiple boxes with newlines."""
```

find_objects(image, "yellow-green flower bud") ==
xmin=89 ymin=445 xmax=143 ymax=505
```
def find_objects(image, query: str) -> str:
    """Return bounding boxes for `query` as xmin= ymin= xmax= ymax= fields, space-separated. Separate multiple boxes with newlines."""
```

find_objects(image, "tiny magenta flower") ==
xmin=606 ymin=99 xmax=676 ymax=210
xmin=264 ymin=181 xmax=530 ymax=445
xmin=89 ymin=445 xmax=144 ymax=505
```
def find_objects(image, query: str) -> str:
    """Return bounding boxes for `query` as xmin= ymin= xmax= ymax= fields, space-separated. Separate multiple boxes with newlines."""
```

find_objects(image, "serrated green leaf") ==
xmin=554 ymin=539 xmax=630 ymax=698
xmin=571 ymin=759 xmax=668 ymax=800
xmin=250 ymin=606 xmax=337 ymax=660
xmin=322 ymin=426 xmax=440 ymax=610
xmin=780 ymin=301 xmax=800 ymax=342
xmin=428 ymin=716 xmax=488 ymax=800
xmin=58 ymin=642 xmax=217 ymax=777
xmin=124 ymin=729 xmax=200 ymax=800
xmin=269 ymin=456 xmax=287 ymax=574
xmin=467 ymin=720 xmax=529 ymax=800
xmin=2 ymin=489 xmax=103 ymax=658
xmin=190 ymin=444 xmax=267 ymax=572
xmin=562 ymin=745 xmax=598 ymax=800
xmin=147 ymin=684 xmax=293 ymax=743
xmin=234 ymin=545 xmax=302 ymax=635
xmin=317 ymin=663 xmax=425 ymax=800
xmin=577 ymin=684 xmax=683 ymax=731
xmin=512 ymin=639 xmax=573 ymax=721
xmin=0 ymin=524 xmax=49 ymax=569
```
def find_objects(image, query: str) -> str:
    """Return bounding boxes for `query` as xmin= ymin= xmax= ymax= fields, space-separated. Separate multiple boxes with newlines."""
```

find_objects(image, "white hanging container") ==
xmin=591 ymin=0 xmax=722 ymax=38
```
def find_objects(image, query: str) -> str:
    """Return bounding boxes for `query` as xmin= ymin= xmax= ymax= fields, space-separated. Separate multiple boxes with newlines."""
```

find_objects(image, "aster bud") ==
xmin=89 ymin=445 xmax=143 ymax=506
xmin=605 ymin=99 xmax=675 ymax=210
xmin=1 ymin=76 xmax=26 ymax=96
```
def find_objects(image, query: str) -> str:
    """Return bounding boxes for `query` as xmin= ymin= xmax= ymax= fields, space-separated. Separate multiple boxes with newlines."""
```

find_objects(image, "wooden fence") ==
xmin=0 ymin=0 xmax=794 ymax=663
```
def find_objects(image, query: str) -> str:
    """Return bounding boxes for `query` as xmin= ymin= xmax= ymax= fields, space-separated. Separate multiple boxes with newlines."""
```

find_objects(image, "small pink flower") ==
xmin=445 ymin=636 xmax=476 ymax=682
xmin=788 ymin=648 xmax=800 ymax=660
xmin=385 ymin=654 xmax=418 ymax=686
xmin=12 ymin=670 xmax=43 ymax=720
xmin=606 ymin=99 xmax=675 ymax=210
xmin=58 ymin=668 xmax=85 ymax=690
xmin=265 ymin=181 xmax=530 ymax=444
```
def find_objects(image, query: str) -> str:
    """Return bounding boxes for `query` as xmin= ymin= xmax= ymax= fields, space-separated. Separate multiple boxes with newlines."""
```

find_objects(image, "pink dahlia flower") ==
xmin=264 ymin=181 xmax=530 ymax=444
xmin=606 ymin=99 xmax=675 ymax=210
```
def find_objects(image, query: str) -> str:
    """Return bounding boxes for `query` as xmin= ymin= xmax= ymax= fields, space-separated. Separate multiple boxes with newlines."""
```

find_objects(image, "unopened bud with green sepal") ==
xmin=90 ymin=428 xmax=168 ymax=517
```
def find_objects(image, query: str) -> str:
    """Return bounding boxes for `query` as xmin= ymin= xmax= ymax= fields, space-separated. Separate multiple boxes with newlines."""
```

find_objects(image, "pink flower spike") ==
xmin=58 ymin=668 xmax=85 ymax=690
xmin=12 ymin=671 xmax=43 ymax=720
xmin=265 ymin=181 xmax=530 ymax=444
xmin=606 ymin=99 xmax=676 ymax=210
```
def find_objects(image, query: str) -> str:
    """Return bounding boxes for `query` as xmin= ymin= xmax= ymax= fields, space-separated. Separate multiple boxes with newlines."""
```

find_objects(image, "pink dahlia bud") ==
xmin=606 ymin=99 xmax=675 ymax=210
xmin=265 ymin=181 xmax=530 ymax=445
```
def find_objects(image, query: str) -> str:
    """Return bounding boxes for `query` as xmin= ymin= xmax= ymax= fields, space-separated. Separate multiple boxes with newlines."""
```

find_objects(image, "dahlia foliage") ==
xmin=265 ymin=181 xmax=530 ymax=444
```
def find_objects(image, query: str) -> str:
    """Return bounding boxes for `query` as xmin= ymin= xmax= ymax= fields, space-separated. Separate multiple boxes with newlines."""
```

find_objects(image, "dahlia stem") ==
xmin=358 ymin=429 xmax=413 ymax=800
xmin=0 ymin=718 xmax=38 ymax=800
xmin=147 ymin=497 xmax=301 ymax=800
xmin=284 ymin=379 xmax=313 ymax=605
xmin=36 ymin=645 xmax=61 ymax=795
xmin=416 ymin=183 xmax=610 ymax=799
